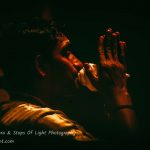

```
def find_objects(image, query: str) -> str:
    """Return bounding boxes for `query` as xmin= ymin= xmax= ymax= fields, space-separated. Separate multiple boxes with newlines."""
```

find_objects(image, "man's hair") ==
xmin=0 ymin=18 xmax=60 ymax=90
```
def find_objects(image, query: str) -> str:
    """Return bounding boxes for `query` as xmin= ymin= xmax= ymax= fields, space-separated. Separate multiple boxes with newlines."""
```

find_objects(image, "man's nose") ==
xmin=67 ymin=51 xmax=83 ymax=71
xmin=73 ymin=62 xmax=83 ymax=71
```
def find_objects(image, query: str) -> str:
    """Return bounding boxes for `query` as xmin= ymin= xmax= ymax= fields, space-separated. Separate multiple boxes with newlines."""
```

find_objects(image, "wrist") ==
xmin=112 ymin=86 xmax=132 ymax=106
xmin=103 ymin=86 xmax=133 ymax=115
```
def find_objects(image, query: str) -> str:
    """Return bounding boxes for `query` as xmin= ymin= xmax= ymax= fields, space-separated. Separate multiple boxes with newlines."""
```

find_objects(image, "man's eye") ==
xmin=61 ymin=47 xmax=69 ymax=57
xmin=61 ymin=45 xmax=71 ymax=57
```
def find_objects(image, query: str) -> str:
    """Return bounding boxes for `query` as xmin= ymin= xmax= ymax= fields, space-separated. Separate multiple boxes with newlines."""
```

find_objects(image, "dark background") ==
xmin=0 ymin=0 xmax=150 ymax=143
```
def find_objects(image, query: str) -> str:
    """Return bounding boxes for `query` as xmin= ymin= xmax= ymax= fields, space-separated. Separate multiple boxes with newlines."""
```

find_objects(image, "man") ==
xmin=0 ymin=18 xmax=137 ymax=144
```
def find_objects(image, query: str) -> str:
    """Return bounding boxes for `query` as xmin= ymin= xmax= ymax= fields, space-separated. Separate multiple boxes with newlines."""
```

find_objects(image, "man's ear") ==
xmin=35 ymin=55 xmax=46 ymax=77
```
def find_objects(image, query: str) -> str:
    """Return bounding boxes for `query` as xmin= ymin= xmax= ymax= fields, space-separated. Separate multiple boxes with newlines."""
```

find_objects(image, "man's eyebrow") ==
xmin=62 ymin=41 xmax=71 ymax=49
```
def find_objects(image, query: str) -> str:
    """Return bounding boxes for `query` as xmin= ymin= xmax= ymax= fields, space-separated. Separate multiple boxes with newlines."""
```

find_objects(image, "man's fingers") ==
xmin=67 ymin=51 xmax=83 ymax=71
xmin=106 ymin=28 xmax=113 ymax=35
xmin=112 ymin=32 xmax=120 ymax=60
xmin=98 ymin=35 xmax=106 ymax=62
xmin=120 ymin=41 xmax=126 ymax=58
xmin=119 ymin=41 xmax=127 ymax=69
xmin=105 ymin=28 xmax=113 ymax=60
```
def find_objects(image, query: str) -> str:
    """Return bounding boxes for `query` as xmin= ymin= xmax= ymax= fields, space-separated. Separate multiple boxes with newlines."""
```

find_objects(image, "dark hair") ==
xmin=0 ymin=18 xmax=60 ymax=90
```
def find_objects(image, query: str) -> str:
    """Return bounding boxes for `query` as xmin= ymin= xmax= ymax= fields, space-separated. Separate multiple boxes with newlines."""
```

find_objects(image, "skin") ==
xmin=52 ymin=33 xmax=83 ymax=75
xmin=33 ymin=33 xmax=83 ymax=101
xmin=84 ymin=28 xmax=137 ymax=132
xmin=25 ymin=28 xmax=137 ymax=133
xmin=0 ymin=5 xmax=137 ymax=140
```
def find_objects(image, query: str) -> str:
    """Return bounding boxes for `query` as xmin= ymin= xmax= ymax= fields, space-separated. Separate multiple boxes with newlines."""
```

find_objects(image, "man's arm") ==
xmin=0 ymin=101 xmax=96 ymax=141
xmin=84 ymin=28 xmax=137 ymax=134
xmin=104 ymin=86 xmax=137 ymax=133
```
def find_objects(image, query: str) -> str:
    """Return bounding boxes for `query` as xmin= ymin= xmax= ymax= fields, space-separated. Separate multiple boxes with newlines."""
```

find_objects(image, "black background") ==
xmin=0 ymin=0 xmax=150 ymax=144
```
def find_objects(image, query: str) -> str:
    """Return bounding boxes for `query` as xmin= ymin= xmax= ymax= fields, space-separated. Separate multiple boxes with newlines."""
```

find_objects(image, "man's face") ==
xmin=52 ymin=33 xmax=83 ymax=79
xmin=45 ymin=33 xmax=83 ymax=96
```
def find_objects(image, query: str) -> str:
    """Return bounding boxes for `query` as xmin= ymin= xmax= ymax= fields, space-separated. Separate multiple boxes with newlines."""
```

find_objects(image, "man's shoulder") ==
xmin=0 ymin=91 xmax=96 ymax=142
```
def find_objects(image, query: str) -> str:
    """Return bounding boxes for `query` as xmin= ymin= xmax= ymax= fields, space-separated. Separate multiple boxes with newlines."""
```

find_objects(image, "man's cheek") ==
xmin=67 ymin=52 xmax=83 ymax=70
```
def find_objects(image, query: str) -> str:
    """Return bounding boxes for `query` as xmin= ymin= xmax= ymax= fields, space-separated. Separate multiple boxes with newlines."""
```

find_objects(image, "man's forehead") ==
xmin=56 ymin=33 xmax=70 ymax=45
